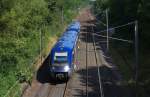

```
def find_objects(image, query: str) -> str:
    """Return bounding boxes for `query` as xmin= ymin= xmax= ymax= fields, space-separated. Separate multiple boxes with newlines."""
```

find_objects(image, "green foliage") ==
xmin=0 ymin=0 xmax=88 ymax=96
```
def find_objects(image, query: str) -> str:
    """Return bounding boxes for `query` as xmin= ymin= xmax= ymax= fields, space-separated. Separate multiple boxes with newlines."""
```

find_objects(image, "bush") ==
xmin=0 ymin=0 xmax=88 ymax=96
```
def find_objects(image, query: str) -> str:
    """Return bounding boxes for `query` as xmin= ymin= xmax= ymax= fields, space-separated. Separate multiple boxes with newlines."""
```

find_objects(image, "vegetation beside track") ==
xmin=92 ymin=0 xmax=150 ymax=96
xmin=0 ymin=0 xmax=89 ymax=96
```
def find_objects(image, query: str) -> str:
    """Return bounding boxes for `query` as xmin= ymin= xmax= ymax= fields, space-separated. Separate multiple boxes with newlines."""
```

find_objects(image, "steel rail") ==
xmin=63 ymin=32 xmax=81 ymax=97
xmin=63 ymin=30 xmax=89 ymax=97
xmin=91 ymin=21 xmax=104 ymax=97
xmin=62 ymin=82 xmax=69 ymax=97
xmin=86 ymin=20 xmax=89 ymax=97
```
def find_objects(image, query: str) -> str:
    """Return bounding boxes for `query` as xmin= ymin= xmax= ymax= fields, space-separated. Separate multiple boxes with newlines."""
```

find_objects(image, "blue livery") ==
xmin=50 ymin=21 xmax=80 ymax=80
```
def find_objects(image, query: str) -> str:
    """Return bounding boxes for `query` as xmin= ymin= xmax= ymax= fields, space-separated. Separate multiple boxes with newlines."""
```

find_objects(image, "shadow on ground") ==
xmin=74 ymin=17 xmax=134 ymax=97
xmin=36 ymin=55 xmax=53 ymax=83
xmin=74 ymin=66 xmax=134 ymax=97
xmin=36 ymin=55 xmax=66 ymax=84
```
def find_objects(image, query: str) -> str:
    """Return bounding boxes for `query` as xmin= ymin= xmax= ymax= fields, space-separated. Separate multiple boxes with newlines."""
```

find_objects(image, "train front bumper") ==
xmin=50 ymin=65 xmax=71 ymax=72
xmin=50 ymin=66 xmax=72 ymax=78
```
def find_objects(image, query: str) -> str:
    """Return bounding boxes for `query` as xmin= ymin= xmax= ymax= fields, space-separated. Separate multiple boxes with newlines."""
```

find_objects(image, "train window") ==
xmin=54 ymin=52 xmax=68 ymax=64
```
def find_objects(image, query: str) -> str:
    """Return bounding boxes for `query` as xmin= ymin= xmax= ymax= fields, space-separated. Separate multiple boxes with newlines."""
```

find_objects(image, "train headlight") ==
xmin=64 ymin=66 xmax=70 ymax=71
xmin=52 ymin=66 xmax=55 ymax=70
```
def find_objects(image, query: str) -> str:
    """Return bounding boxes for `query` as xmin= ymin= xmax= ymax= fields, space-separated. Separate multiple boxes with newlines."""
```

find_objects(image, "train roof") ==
xmin=53 ymin=31 xmax=78 ymax=51
xmin=66 ymin=21 xmax=80 ymax=32
xmin=52 ymin=21 xmax=80 ymax=52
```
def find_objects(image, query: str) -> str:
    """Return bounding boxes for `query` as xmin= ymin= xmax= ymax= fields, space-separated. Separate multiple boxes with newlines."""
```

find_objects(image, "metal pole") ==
xmin=135 ymin=21 xmax=139 ymax=82
xmin=40 ymin=28 xmax=42 ymax=65
xmin=135 ymin=20 xmax=139 ymax=84
xmin=61 ymin=6 xmax=64 ymax=25
xmin=106 ymin=9 xmax=109 ymax=51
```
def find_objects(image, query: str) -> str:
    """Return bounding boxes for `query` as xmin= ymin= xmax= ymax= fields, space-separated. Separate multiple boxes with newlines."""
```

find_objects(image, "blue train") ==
xmin=50 ymin=21 xmax=80 ymax=80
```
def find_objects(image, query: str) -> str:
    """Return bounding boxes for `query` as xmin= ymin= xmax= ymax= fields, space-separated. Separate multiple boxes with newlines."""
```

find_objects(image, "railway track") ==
xmin=63 ymin=10 xmax=105 ymax=97
xmin=32 ymin=82 xmax=69 ymax=97
xmin=23 ymin=8 xmax=106 ymax=97
xmin=86 ymin=14 xmax=104 ymax=97
xmin=62 ymin=30 xmax=83 ymax=97
xmin=91 ymin=22 xmax=104 ymax=97
xmin=63 ymin=9 xmax=104 ymax=97
xmin=86 ymin=21 xmax=89 ymax=97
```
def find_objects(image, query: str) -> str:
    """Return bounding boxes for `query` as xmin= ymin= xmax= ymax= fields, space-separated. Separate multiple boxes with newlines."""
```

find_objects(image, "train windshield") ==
xmin=54 ymin=52 xmax=68 ymax=64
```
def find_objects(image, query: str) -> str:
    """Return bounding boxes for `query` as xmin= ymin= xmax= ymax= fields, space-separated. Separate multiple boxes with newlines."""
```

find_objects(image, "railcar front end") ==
xmin=50 ymin=48 xmax=73 ymax=80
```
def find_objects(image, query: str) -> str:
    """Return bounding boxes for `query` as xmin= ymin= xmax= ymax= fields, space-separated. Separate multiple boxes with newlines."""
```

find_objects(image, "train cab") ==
xmin=50 ymin=46 xmax=73 ymax=80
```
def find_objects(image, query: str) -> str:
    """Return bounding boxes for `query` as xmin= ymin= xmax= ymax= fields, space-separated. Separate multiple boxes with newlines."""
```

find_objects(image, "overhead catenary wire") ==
xmin=93 ymin=10 xmax=107 ymax=27
xmin=86 ymin=17 xmax=89 ymax=97
xmin=94 ymin=33 xmax=133 ymax=43
xmin=106 ymin=9 xmax=109 ymax=51
xmin=96 ymin=21 xmax=135 ymax=33
xmin=95 ymin=18 xmax=107 ymax=26
xmin=93 ymin=9 xmax=135 ymax=29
